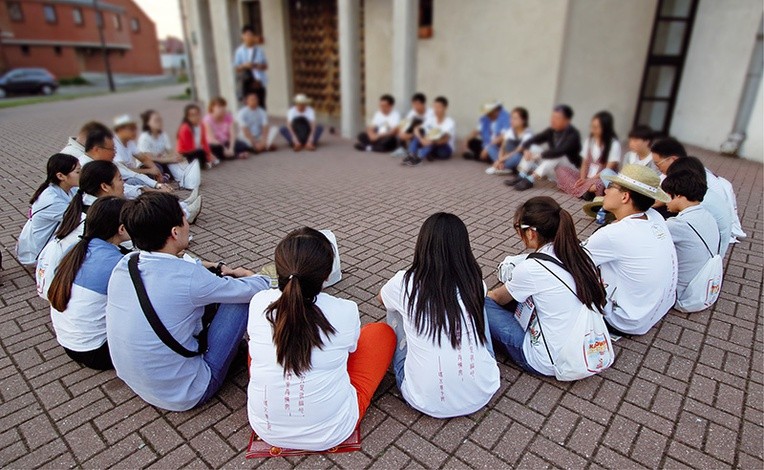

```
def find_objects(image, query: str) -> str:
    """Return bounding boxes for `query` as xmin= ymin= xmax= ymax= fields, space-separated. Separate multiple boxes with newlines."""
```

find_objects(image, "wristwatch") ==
xmin=215 ymin=261 xmax=226 ymax=276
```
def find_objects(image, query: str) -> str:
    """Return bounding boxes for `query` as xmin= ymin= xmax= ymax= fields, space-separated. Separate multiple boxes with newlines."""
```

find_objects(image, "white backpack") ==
xmin=530 ymin=253 xmax=615 ymax=381
xmin=319 ymin=230 xmax=342 ymax=287
xmin=36 ymin=222 xmax=83 ymax=300
xmin=675 ymin=222 xmax=723 ymax=313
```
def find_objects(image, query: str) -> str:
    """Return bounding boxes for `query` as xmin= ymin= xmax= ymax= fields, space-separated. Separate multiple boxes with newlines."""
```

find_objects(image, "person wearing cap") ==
xmin=113 ymin=114 xmax=164 ymax=184
xmin=463 ymin=102 xmax=510 ymax=162
xmin=280 ymin=93 xmax=323 ymax=151
xmin=354 ymin=94 xmax=401 ymax=153
xmin=581 ymin=164 xmax=678 ymax=336
xmin=505 ymin=104 xmax=582 ymax=191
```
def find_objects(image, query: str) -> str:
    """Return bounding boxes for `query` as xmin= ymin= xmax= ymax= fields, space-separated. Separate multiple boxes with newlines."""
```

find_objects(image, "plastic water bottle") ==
xmin=596 ymin=208 xmax=607 ymax=225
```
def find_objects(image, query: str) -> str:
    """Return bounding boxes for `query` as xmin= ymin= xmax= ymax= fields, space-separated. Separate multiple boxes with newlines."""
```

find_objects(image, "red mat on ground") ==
xmin=245 ymin=427 xmax=362 ymax=458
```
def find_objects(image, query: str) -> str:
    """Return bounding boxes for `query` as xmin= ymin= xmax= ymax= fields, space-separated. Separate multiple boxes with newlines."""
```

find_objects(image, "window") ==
xmin=242 ymin=1 xmax=264 ymax=39
xmin=7 ymin=1 xmax=23 ymax=22
xmin=72 ymin=7 xmax=83 ymax=25
xmin=43 ymin=4 xmax=57 ymax=24
xmin=418 ymin=0 xmax=433 ymax=39
xmin=113 ymin=13 xmax=121 ymax=30
xmin=54 ymin=46 xmax=62 ymax=56
xmin=20 ymin=45 xmax=30 ymax=56
xmin=130 ymin=18 xmax=140 ymax=33
xmin=96 ymin=11 xmax=103 ymax=27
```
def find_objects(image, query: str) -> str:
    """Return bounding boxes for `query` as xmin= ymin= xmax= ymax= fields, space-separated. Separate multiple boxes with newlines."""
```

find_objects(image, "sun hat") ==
xmin=601 ymin=164 xmax=671 ymax=203
xmin=582 ymin=197 xmax=616 ymax=224
xmin=294 ymin=94 xmax=312 ymax=105
xmin=113 ymin=114 xmax=136 ymax=129
xmin=480 ymin=101 xmax=502 ymax=116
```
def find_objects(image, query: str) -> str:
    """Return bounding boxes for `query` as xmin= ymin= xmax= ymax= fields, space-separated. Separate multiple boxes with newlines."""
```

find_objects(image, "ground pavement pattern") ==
xmin=0 ymin=86 xmax=761 ymax=469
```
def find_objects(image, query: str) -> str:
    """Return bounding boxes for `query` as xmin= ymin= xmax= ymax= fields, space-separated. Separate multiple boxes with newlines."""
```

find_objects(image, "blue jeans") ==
xmin=408 ymin=139 xmax=453 ymax=160
xmin=486 ymin=143 xmax=500 ymax=161
xmin=195 ymin=302 xmax=249 ymax=406
xmin=484 ymin=297 xmax=541 ymax=375
xmin=502 ymin=152 xmax=523 ymax=170
xmin=280 ymin=122 xmax=324 ymax=146
xmin=386 ymin=307 xmax=495 ymax=391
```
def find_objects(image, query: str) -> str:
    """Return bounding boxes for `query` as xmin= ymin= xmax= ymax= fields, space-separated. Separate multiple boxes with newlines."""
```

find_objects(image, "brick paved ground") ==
xmin=0 ymin=86 xmax=761 ymax=469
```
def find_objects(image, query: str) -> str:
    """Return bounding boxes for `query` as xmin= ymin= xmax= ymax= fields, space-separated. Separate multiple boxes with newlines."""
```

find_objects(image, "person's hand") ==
xmin=523 ymin=150 xmax=533 ymax=161
xmin=254 ymin=142 xmax=266 ymax=152
xmin=574 ymin=178 xmax=586 ymax=188
xmin=145 ymin=165 xmax=162 ymax=177
xmin=492 ymin=136 xmax=503 ymax=146
xmin=305 ymin=142 xmax=316 ymax=151
xmin=293 ymin=143 xmax=303 ymax=151
xmin=175 ymin=153 xmax=185 ymax=163
xmin=479 ymin=148 xmax=490 ymax=161
xmin=221 ymin=265 xmax=255 ymax=278
xmin=157 ymin=183 xmax=173 ymax=193
xmin=224 ymin=147 xmax=235 ymax=158
xmin=493 ymin=160 xmax=504 ymax=170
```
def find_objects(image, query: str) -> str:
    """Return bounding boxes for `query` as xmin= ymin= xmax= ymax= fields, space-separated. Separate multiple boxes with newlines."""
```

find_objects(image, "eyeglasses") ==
xmin=99 ymin=145 xmax=115 ymax=151
xmin=607 ymin=183 xmax=626 ymax=193
xmin=655 ymin=157 xmax=671 ymax=167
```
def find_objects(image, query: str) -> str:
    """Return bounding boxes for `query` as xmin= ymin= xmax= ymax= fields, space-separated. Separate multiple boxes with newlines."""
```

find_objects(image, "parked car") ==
xmin=0 ymin=68 xmax=58 ymax=98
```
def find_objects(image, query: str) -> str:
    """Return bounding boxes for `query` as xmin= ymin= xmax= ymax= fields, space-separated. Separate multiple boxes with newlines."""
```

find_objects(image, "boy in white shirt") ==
xmin=354 ymin=94 xmax=400 ymax=153
xmin=280 ymin=93 xmax=323 ymax=151
xmin=113 ymin=114 xmax=164 ymax=182
xmin=622 ymin=125 xmax=659 ymax=174
xmin=403 ymin=96 xmax=455 ymax=166
xmin=390 ymin=92 xmax=432 ymax=158
xmin=582 ymin=164 xmax=678 ymax=336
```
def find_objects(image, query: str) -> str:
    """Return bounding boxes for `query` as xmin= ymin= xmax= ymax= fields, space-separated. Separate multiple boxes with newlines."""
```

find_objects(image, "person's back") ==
xmin=667 ymin=206 xmax=719 ymax=302
xmin=702 ymin=169 xmax=733 ymax=257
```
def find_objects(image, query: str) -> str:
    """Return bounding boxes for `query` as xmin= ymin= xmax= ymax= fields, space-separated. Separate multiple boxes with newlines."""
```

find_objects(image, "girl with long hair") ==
xmin=378 ymin=212 xmax=500 ymax=418
xmin=487 ymin=107 xmax=534 ymax=175
xmin=486 ymin=196 xmax=607 ymax=377
xmin=247 ymin=228 xmax=395 ymax=451
xmin=16 ymin=153 xmax=81 ymax=265
xmin=48 ymin=196 xmax=129 ymax=370
xmin=556 ymin=111 xmax=621 ymax=200
xmin=176 ymin=103 xmax=217 ymax=169
xmin=138 ymin=109 xmax=201 ymax=190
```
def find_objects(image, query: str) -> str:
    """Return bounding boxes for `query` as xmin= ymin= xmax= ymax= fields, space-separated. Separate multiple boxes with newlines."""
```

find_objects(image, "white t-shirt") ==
xmin=380 ymin=271 xmax=500 ymax=418
xmin=422 ymin=114 xmax=457 ymax=150
xmin=583 ymin=209 xmax=677 ymax=335
xmin=502 ymin=127 xmax=534 ymax=146
xmin=114 ymin=135 xmax=140 ymax=169
xmin=703 ymin=168 xmax=733 ymax=258
xmin=666 ymin=205 xmax=721 ymax=304
xmin=506 ymin=245 xmax=588 ymax=376
xmin=286 ymin=106 xmax=316 ymax=123
xmin=582 ymin=137 xmax=621 ymax=177
xmin=623 ymin=151 xmax=659 ymax=173
xmin=247 ymin=289 xmax=361 ymax=451
xmin=370 ymin=109 xmax=401 ymax=133
xmin=137 ymin=131 xmax=172 ymax=157
xmin=404 ymin=107 xmax=433 ymax=122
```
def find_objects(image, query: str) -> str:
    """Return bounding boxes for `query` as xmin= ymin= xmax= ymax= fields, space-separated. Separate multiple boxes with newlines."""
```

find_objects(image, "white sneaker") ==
xmin=187 ymin=195 xmax=203 ymax=224
xmin=485 ymin=167 xmax=513 ymax=175
xmin=184 ymin=186 xmax=200 ymax=204
xmin=390 ymin=147 xmax=407 ymax=158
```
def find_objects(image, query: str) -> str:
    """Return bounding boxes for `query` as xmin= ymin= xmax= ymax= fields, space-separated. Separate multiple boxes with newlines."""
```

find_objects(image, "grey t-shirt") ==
xmin=666 ymin=204 xmax=721 ymax=300
xmin=237 ymin=106 xmax=268 ymax=140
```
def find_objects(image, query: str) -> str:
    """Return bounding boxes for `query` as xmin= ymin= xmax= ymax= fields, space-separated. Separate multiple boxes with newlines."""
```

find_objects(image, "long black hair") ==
xmin=404 ymin=212 xmax=486 ymax=348
xmin=515 ymin=197 xmax=606 ymax=312
xmin=179 ymin=103 xmax=201 ymax=135
xmin=30 ymin=153 xmax=79 ymax=205
xmin=140 ymin=109 xmax=158 ymax=134
xmin=265 ymin=227 xmax=336 ymax=377
xmin=56 ymin=161 xmax=120 ymax=239
xmin=48 ymin=196 xmax=126 ymax=312
xmin=592 ymin=111 xmax=617 ymax=166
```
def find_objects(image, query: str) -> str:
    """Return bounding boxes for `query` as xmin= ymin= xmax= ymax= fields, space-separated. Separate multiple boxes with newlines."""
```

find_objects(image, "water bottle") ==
xmin=596 ymin=208 xmax=607 ymax=225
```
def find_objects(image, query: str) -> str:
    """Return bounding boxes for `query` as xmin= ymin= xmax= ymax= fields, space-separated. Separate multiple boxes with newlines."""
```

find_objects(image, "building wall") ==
xmin=743 ymin=79 xmax=763 ymax=162
xmin=555 ymin=0 xmax=657 ymax=141
xmin=671 ymin=0 xmax=762 ymax=156
xmin=363 ymin=0 xmax=392 ymax=121
xmin=183 ymin=0 xmax=219 ymax=103
xmin=259 ymin=0 xmax=292 ymax=117
xmin=3 ymin=45 xmax=81 ymax=77
xmin=113 ymin=0 xmax=163 ymax=75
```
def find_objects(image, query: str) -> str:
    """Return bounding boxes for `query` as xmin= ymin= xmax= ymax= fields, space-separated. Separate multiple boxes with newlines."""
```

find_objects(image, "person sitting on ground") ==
xmin=661 ymin=169 xmax=722 ymax=311
xmin=623 ymin=125 xmax=659 ymax=173
xmin=138 ymin=109 xmax=201 ymax=191
xmin=485 ymin=197 xmax=608 ymax=377
xmin=556 ymin=111 xmax=621 ymax=200
xmin=280 ymin=93 xmax=323 ymax=151
xmin=248 ymin=227 xmax=395 ymax=450
xmin=463 ymin=101 xmax=510 ymax=162
xmin=48 ymin=197 xmax=129 ymax=371
xmin=16 ymin=153 xmax=81 ymax=266
xmin=177 ymin=103 xmax=218 ymax=169
xmin=113 ymin=114 xmax=164 ymax=182
xmin=378 ymin=213 xmax=499 ymax=417
xmin=582 ymin=164 xmax=677 ymax=336
xmin=236 ymin=92 xmax=275 ymax=154
xmin=487 ymin=107 xmax=533 ymax=175
xmin=402 ymin=96 xmax=456 ymax=166
xmin=107 ymin=192 xmax=270 ymax=411
xmin=390 ymin=92 xmax=432 ymax=158
xmin=203 ymin=96 xmax=253 ymax=160
xmin=354 ymin=94 xmax=400 ymax=153
xmin=61 ymin=121 xmax=109 ymax=161
xmin=505 ymin=104 xmax=582 ymax=191
xmin=37 ymin=161 xmax=125 ymax=299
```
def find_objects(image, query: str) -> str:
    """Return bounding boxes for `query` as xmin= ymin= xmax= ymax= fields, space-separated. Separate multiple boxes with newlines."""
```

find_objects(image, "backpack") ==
xmin=527 ymin=253 xmax=615 ymax=381
xmin=16 ymin=203 xmax=58 ymax=266
xmin=675 ymin=222 xmax=723 ymax=313
xmin=35 ymin=222 xmax=83 ymax=300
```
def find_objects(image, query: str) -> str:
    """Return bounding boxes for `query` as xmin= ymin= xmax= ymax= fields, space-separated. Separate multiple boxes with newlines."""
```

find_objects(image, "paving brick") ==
xmin=630 ymin=427 xmax=668 ymax=468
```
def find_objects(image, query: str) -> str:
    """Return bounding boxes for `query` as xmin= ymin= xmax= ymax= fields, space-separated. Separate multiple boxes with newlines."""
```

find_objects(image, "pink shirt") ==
xmin=203 ymin=112 xmax=233 ymax=144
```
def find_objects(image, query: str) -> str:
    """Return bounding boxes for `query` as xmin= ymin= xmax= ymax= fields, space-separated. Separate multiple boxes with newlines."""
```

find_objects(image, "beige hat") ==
xmin=113 ymin=114 xmax=136 ymax=129
xmin=582 ymin=196 xmax=616 ymax=224
xmin=480 ymin=101 xmax=502 ymax=116
xmin=294 ymin=93 xmax=312 ymax=105
xmin=602 ymin=164 xmax=671 ymax=203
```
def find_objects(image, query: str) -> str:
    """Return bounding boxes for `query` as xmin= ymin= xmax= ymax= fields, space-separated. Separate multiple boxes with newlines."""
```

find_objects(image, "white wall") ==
xmin=363 ymin=0 xmax=393 ymax=121
xmin=556 ymin=0 xmax=657 ymax=141
xmin=259 ymin=0 xmax=292 ymax=117
xmin=183 ymin=0 xmax=218 ymax=103
xmin=672 ymin=0 xmax=762 ymax=156
xmin=743 ymin=79 xmax=763 ymax=162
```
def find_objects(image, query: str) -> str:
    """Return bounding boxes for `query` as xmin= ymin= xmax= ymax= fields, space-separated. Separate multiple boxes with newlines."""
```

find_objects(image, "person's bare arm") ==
xmin=487 ymin=285 xmax=513 ymax=305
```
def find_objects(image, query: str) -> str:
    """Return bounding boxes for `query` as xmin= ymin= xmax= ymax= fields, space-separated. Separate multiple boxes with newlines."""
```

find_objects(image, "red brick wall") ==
xmin=3 ymin=46 xmax=81 ymax=78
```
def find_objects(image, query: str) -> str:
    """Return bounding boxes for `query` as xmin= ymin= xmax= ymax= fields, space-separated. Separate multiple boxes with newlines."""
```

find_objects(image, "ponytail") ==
xmin=30 ymin=153 xmax=79 ymax=205
xmin=265 ymin=228 xmax=336 ymax=377
xmin=56 ymin=190 xmax=85 ymax=239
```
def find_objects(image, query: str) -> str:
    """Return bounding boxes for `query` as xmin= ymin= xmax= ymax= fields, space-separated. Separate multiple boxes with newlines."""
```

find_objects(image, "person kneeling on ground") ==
xmin=463 ymin=101 xmax=510 ymax=162
xmin=582 ymin=164 xmax=678 ymax=336
xmin=354 ymin=94 xmax=400 ymax=152
xmin=248 ymin=228 xmax=395 ymax=450
xmin=107 ymin=192 xmax=270 ymax=411
xmin=402 ymin=96 xmax=456 ymax=166
xmin=237 ymin=92 xmax=276 ymax=155
xmin=280 ymin=94 xmax=323 ymax=151
xmin=378 ymin=213 xmax=499 ymax=418
xmin=48 ymin=197 xmax=129 ymax=370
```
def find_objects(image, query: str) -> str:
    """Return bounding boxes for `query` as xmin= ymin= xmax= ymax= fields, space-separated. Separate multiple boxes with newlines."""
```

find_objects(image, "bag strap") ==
xmin=685 ymin=221 xmax=718 ymax=257
xmin=527 ymin=253 xmax=579 ymax=300
xmin=128 ymin=254 xmax=201 ymax=358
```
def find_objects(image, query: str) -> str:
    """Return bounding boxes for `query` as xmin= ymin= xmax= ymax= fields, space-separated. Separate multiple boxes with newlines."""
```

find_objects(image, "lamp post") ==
xmin=93 ymin=0 xmax=115 ymax=92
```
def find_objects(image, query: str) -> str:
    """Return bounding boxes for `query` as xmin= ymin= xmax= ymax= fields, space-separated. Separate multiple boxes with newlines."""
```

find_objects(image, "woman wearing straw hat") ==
xmin=462 ymin=101 xmax=509 ymax=162
xmin=581 ymin=164 xmax=678 ymax=336
xmin=280 ymin=94 xmax=324 ymax=152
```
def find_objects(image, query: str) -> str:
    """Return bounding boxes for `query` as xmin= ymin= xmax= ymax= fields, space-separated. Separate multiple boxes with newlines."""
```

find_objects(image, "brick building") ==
xmin=0 ymin=0 xmax=162 ymax=78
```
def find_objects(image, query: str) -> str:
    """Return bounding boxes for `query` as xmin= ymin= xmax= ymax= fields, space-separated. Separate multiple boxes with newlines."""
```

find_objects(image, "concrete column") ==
xmin=183 ymin=0 xmax=218 ymax=104
xmin=392 ymin=0 xmax=418 ymax=105
xmin=208 ymin=0 xmax=239 ymax=108
xmin=338 ymin=0 xmax=362 ymax=138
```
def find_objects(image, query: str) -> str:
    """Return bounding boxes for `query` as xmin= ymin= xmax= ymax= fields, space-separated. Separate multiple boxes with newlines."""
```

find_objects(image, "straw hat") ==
xmin=601 ymin=164 xmax=671 ymax=203
xmin=294 ymin=93 xmax=312 ymax=105
xmin=582 ymin=197 xmax=616 ymax=224
xmin=113 ymin=114 xmax=136 ymax=129
xmin=480 ymin=101 xmax=502 ymax=116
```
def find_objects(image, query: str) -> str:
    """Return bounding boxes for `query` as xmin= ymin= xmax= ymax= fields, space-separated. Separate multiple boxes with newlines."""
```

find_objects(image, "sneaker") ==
xmin=390 ymin=147 xmax=407 ymax=158
xmin=504 ymin=176 xmax=525 ymax=187
xmin=354 ymin=143 xmax=365 ymax=151
xmin=403 ymin=156 xmax=423 ymax=166
xmin=514 ymin=178 xmax=534 ymax=191
xmin=187 ymin=195 xmax=203 ymax=224
xmin=485 ymin=167 xmax=513 ymax=175
xmin=462 ymin=151 xmax=476 ymax=160
xmin=184 ymin=186 xmax=200 ymax=204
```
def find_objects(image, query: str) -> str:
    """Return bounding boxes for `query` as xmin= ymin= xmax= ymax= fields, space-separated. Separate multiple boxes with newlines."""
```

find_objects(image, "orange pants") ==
xmin=347 ymin=322 xmax=395 ymax=421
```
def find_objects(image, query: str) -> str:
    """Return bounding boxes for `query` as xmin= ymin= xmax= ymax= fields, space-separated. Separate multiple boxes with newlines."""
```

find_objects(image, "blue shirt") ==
xmin=479 ymin=108 xmax=510 ymax=145
xmin=74 ymin=238 xmax=123 ymax=294
xmin=234 ymin=45 xmax=268 ymax=87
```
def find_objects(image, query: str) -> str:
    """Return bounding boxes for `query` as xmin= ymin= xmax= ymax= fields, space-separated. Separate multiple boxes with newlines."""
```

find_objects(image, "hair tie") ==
xmin=288 ymin=273 xmax=299 ymax=281
xmin=79 ymin=235 xmax=92 ymax=242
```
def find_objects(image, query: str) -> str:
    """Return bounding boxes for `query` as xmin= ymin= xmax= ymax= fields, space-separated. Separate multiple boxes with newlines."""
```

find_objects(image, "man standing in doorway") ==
xmin=234 ymin=25 xmax=268 ymax=109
